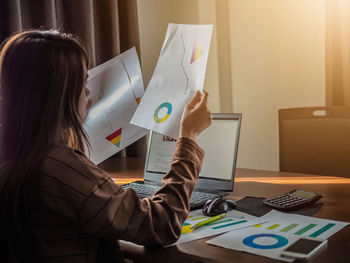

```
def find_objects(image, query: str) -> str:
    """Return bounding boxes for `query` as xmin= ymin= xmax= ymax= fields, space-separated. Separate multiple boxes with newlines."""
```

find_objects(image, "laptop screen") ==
xmin=144 ymin=113 xmax=241 ymax=190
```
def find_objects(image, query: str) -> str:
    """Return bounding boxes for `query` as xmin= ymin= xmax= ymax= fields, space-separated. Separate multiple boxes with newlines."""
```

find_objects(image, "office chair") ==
xmin=279 ymin=106 xmax=350 ymax=177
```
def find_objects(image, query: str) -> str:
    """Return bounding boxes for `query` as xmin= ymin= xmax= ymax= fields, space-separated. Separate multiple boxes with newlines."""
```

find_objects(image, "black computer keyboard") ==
xmin=122 ymin=182 xmax=225 ymax=210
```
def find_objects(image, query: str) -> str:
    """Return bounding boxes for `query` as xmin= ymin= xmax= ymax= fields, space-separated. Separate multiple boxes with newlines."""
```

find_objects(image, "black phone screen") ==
xmin=285 ymin=239 xmax=324 ymax=254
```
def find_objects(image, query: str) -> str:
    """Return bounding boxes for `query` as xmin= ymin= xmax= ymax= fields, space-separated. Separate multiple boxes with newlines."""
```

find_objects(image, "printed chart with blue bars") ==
xmin=207 ymin=210 xmax=349 ymax=262
xmin=183 ymin=215 xmax=249 ymax=231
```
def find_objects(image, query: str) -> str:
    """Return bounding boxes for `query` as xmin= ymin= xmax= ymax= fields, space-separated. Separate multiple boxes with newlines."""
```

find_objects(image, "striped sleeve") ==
xmin=40 ymin=137 xmax=204 ymax=246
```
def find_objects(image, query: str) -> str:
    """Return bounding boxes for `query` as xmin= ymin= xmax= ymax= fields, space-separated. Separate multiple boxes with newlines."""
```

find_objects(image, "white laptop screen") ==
xmin=146 ymin=118 xmax=240 ymax=181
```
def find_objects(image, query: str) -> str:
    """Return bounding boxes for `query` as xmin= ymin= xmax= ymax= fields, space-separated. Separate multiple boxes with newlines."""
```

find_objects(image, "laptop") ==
xmin=123 ymin=113 xmax=242 ymax=210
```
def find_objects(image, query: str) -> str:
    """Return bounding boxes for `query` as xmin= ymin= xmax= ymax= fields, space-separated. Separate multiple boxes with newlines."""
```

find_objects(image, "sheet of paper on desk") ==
xmin=207 ymin=225 xmax=296 ymax=262
xmin=171 ymin=209 xmax=267 ymax=246
xmin=206 ymin=209 xmax=349 ymax=262
xmin=131 ymin=24 xmax=213 ymax=139
xmin=83 ymin=47 xmax=148 ymax=164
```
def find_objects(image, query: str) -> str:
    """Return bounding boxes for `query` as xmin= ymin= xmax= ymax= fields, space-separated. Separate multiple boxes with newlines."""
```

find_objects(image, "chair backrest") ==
xmin=279 ymin=106 xmax=350 ymax=177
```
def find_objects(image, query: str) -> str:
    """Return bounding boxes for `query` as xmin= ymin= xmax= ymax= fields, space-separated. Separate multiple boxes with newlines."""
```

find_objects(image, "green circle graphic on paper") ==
xmin=154 ymin=102 xmax=172 ymax=123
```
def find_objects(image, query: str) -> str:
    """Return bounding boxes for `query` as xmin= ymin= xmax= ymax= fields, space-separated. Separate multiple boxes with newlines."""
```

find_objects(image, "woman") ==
xmin=0 ymin=30 xmax=212 ymax=262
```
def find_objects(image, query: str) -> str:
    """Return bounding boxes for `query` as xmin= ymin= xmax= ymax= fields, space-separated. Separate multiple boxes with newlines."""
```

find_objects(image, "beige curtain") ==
xmin=326 ymin=0 xmax=350 ymax=106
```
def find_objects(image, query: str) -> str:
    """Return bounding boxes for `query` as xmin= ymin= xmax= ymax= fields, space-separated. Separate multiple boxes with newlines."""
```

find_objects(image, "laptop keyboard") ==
xmin=122 ymin=182 xmax=224 ymax=210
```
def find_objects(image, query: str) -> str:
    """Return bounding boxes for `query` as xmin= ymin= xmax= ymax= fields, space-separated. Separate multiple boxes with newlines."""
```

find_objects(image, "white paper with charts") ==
xmin=170 ymin=209 xmax=267 ymax=246
xmin=131 ymin=24 xmax=213 ymax=139
xmin=207 ymin=224 xmax=297 ymax=262
xmin=206 ymin=210 xmax=349 ymax=262
xmin=83 ymin=47 xmax=148 ymax=164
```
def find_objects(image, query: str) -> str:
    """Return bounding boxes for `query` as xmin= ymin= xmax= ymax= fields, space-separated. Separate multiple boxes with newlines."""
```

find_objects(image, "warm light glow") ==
xmin=235 ymin=176 xmax=350 ymax=184
xmin=112 ymin=176 xmax=350 ymax=185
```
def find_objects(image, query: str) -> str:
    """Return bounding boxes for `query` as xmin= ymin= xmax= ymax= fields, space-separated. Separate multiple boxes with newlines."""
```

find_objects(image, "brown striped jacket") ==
xmin=5 ymin=137 xmax=204 ymax=262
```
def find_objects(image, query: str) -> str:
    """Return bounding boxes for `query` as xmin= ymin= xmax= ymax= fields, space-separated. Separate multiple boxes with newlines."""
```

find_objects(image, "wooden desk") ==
xmin=99 ymin=157 xmax=350 ymax=263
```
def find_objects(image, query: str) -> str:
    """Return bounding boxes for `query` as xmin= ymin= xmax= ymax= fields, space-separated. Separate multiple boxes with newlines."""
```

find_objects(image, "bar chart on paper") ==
xmin=173 ymin=209 xmax=263 ymax=245
xmin=181 ymin=215 xmax=249 ymax=234
xmin=207 ymin=210 xmax=349 ymax=262
xmin=254 ymin=222 xmax=339 ymax=238
xmin=253 ymin=210 xmax=349 ymax=239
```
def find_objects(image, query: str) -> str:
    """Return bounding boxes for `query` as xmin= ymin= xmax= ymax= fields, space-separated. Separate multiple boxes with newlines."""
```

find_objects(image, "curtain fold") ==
xmin=0 ymin=0 xmax=147 ymax=158
xmin=20 ymin=0 xmax=57 ymax=30
xmin=118 ymin=0 xmax=140 ymax=53
xmin=92 ymin=0 xmax=120 ymax=65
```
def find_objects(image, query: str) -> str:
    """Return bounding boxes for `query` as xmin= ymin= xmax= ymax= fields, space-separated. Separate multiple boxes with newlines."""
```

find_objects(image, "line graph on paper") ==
xmin=180 ymin=34 xmax=189 ymax=95
xmin=120 ymin=57 xmax=141 ymax=105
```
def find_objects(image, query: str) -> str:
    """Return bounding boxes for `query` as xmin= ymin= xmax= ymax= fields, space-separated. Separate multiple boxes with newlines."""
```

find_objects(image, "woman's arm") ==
xmin=78 ymin=137 xmax=204 ymax=246
xmin=40 ymin=90 xmax=211 ymax=246
xmin=79 ymin=91 xmax=211 ymax=245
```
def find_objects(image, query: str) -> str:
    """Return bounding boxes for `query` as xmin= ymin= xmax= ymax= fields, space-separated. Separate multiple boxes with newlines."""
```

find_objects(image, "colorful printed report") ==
xmin=83 ymin=47 xmax=148 ymax=164
xmin=131 ymin=23 xmax=213 ymax=139
xmin=170 ymin=209 xmax=267 ymax=246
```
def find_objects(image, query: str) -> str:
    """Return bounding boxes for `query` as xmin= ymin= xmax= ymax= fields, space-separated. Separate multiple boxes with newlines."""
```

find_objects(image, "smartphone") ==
xmin=281 ymin=237 xmax=327 ymax=261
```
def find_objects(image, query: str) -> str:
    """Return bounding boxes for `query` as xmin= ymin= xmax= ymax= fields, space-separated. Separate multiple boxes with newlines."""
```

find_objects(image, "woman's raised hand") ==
xmin=179 ymin=90 xmax=212 ymax=141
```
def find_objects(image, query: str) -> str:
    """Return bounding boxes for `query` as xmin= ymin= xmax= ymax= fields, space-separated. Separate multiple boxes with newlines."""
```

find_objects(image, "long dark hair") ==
xmin=0 ymin=30 xmax=90 ymax=261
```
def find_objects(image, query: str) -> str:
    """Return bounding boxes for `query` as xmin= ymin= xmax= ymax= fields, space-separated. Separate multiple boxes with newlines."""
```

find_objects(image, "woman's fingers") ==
xmin=187 ymin=90 xmax=201 ymax=109
xmin=179 ymin=90 xmax=212 ymax=141
xmin=198 ymin=90 xmax=208 ymax=109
